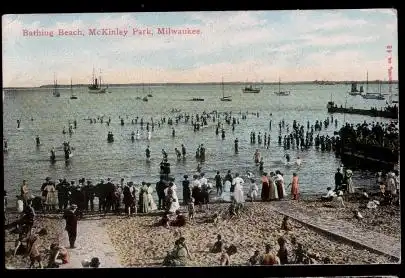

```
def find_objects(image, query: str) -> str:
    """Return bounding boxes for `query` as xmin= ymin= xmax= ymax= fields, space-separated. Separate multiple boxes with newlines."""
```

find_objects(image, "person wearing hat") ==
xmin=156 ymin=176 xmax=167 ymax=210
xmin=56 ymin=179 xmax=70 ymax=211
xmin=96 ymin=179 xmax=106 ymax=213
xmin=105 ymin=178 xmax=115 ymax=213
xmin=345 ymin=169 xmax=354 ymax=194
xmin=334 ymin=168 xmax=343 ymax=191
xmin=146 ymin=183 xmax=157 ymax=211
xmin=182 ymin=175 xmax=191 ymax=205
xmin=83 ymin=180 xmax=95 ymax=212
xmin=123 ymin=182 xmax=136 ymax=215
xmin=63 ymin=204 xmax=79 ymax=249
xmin=40 ymin=177 xmax=51 ymax=207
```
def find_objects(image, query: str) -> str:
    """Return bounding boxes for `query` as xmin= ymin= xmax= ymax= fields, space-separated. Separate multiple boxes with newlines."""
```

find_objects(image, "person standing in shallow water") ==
xmin=145 ymin=146 xmax=151 ymax=160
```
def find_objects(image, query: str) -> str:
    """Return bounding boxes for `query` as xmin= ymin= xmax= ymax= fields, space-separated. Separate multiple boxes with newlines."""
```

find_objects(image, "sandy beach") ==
xmin=105 ymin=201 xmax=397 ymax=266
xmin=4 ymin=198 xmax=399 ymax=269
xmin=297 ymin=194 xmax=401 ymax=239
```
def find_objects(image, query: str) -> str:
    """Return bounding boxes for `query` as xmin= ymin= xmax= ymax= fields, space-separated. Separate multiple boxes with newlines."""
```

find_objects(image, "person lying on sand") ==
xmin=170 ymin=210 xmax=186 ymax=227
xmin=249 ymin=250 xmax=260 ymax=265
xmin=155 ymin=212 xmax=170 ymax=228
xmin=210 ymin=234 xmax=223 ymax=253
xmin=204 ymin=213 xmax=219 ymax=225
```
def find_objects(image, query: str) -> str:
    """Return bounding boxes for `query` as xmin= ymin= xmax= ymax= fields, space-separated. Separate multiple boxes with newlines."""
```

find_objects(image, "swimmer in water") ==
xmin=296 ymin=157 xmax=302 ymax=166
xmin=285 ymin=154 xmax=290 ymax=164
xmin=50 ymin=147 xmax=56 ymax=161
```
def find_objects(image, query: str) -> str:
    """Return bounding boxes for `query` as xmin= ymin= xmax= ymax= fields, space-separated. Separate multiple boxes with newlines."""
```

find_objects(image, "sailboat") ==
xmin=242 ymin=80 xmax=261 ymax=93
xmin=52 ymin=74 xmax=60 ymax=97
xmin=142 ymin=83 xmax=148 ymax=101
xmin=70 ymin=79 xmax=78 ymax=99
xmin=88 ymin=68 xmax=107 ymax=94
xmin=348 ymin=82 xmax=362 ymax=96
xmin=147 ymin=86 xmax=153 ymax=97
xmin=361 ymin=72 xmax=385 ymax=100
xmin=274 ymin=77 xmax=290 ymax=96
xmin=220 ymin=77 xmax=232 ymax=101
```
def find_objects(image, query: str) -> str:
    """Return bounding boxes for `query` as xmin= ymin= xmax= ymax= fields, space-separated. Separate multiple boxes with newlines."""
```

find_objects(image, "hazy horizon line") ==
xmin=4 ymin=80 xmax=399 ymax=89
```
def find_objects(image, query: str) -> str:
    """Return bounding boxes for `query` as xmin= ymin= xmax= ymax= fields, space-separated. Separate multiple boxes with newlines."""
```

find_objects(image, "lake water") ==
xmin=3 ymin=83 xmax=398 ymax=204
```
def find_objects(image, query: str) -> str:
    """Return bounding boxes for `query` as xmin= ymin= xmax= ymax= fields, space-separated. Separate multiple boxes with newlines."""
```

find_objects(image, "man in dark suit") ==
xmin=334 ymin=168 xmax=344 ymax=191
xmin=63 ymin=204 xmax=78 ymax=248
xmin=156 ymin=176 xmax=167 ymax=210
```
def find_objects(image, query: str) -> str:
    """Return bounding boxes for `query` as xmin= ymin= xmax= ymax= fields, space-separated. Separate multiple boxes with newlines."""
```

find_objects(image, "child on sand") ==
xmin=249 ymin=250 xmax=261 ymax=265
xmin=249 ymin=179 xmax=259 ymax=202
xmin=210 ymin=234 xmax=223 ymax=253
xmin=188 ymin=198 xmax=195 ymax=221
xmin=260 ymin=244 xmax=280 ymax=265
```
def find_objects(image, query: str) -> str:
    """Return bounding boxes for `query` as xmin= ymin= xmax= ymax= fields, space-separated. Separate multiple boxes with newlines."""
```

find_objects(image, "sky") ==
xmin=2 ymin=9 xmax=398 ymax=87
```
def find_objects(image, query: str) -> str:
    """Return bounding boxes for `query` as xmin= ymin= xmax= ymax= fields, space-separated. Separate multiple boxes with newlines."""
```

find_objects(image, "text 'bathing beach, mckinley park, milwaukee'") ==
xmin=22 ymin=27 xmax=202 ymax=37
xmin=3 ymin=10 xmax=400 ymax=271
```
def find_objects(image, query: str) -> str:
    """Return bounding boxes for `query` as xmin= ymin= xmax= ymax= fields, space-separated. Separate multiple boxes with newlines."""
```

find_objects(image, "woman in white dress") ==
xmin=136 ymin=130 xmax=140 ymax=140
xmin=234 ymin=182 xmax=244 ymax=204
xmin=166 ymin=182 xmax=180 ymax=213
xmin=147 ymin=183 xmax=157 ymax=211
xmin=346 ymin=170 xmax=355 ymax=194
xmin=147 ymin=131 xmax=152 ymax=141
xmin=44 ymin=183 xmax=57 ymax=211
xmin=233 ymin=174 xmax=245 ymax=204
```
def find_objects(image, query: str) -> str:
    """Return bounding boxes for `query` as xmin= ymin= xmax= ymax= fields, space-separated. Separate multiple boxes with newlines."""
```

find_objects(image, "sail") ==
xmin=351 ymin=83 xmax=358 ymax=92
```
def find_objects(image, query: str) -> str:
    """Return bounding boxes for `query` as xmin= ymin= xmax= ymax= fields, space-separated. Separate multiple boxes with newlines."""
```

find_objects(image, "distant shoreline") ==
xmin=4 ymin=80 xmax=400 ymax=89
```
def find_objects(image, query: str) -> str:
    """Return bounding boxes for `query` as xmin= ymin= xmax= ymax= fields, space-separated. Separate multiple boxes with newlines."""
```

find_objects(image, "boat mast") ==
xmin=99 ymin=69 xmax=102 ymax=88
xmin=70 ymin=78 xmax=73 ymax=94
xmin=92 ymin=67 xmax=95 ymax=85
xmin=366 ymin=71 xmax=368 ymax=94
xmin=278 ymin=77 xmax=281 ymax=93
xmin=222 ymin=77 xmax=224 ymax=98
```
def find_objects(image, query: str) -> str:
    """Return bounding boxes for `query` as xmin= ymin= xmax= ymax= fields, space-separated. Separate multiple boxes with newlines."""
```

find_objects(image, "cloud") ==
xmin=2 ymin=11 xmax=398 ymax=86
xmin=299 ymin=34 xmax=379 ymax=47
